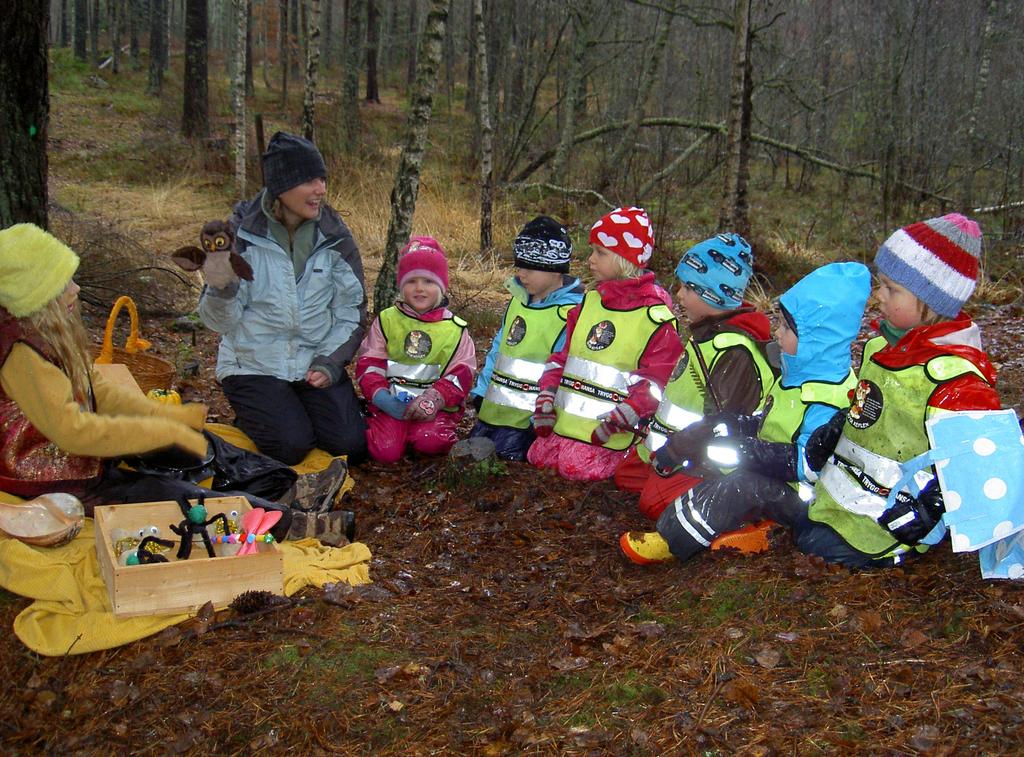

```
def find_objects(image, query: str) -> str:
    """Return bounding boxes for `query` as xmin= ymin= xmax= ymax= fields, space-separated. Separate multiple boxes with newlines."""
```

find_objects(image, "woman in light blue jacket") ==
xmin=198 ymin=132 xmax=367 ymax=465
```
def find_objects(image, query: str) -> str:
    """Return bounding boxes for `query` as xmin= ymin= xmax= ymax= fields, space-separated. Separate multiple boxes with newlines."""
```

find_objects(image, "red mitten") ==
xmin=532 ymin=389 xmax=557 ymax=438
xmin=591 ymin=402 xmax=641 ymax=445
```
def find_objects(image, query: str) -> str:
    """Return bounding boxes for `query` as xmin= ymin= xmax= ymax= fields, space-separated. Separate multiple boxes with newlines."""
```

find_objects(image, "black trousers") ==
xmin=655 ymin=469 xmax=901 ymax=569
xmin=222 ymin=373 xmax=367 ymax=465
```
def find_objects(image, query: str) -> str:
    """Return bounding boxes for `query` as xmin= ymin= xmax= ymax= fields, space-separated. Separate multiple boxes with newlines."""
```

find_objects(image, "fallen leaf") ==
xmin=387 ymin=699 xmax=405 ymax=712
xmin=723 ymin=678 xmax=760 ymax=709
xmin=550 ymin=656 xmax=590 ymax=671
xmin=755 ymin=647 xmax=781 ymax=669
xmin=900 ymin=628 xmax=929 ymax=650
xmin=855 ymin=610 xmax=883 ymax=633
xmin=910 ymin=724 xmax=940 ymax=751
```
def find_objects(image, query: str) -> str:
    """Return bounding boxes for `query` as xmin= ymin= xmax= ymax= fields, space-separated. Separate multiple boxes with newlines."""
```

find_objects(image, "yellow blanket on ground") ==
xmin=0 ymin=423 xmax=365 ymax=656
xmin=0 ymin=521 xmax=371 ymax=656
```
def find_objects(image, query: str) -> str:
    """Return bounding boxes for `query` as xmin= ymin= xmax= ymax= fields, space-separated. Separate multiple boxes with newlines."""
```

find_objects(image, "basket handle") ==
xmin=94 ymin=296 xmax=152 ymax=364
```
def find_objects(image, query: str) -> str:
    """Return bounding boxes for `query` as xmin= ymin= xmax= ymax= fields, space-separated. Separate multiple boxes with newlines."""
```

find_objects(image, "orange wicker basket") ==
xmin=91 ymin=296 xmax=175 ymax=394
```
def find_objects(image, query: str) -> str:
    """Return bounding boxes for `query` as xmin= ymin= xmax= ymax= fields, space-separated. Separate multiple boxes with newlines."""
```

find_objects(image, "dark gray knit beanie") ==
xmin=513 ymin=215 xmax=573 ymax=273
xmin=262 ymin=131 xmax=328 ymax=198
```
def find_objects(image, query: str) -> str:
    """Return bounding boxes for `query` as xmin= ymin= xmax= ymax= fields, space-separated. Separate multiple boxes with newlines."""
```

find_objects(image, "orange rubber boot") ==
xmin=710 ymin=520 xmax=776 ymax=554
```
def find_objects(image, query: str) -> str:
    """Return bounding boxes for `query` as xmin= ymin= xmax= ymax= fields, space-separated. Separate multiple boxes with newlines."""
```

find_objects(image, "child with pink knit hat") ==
xmin=355 ymin=237 xmax=476 ymax=463
xmin=528 ymin=207 xmax=683 ymax=481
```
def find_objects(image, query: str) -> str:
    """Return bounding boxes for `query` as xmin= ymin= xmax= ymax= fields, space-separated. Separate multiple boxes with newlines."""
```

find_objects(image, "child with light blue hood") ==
xmin=620 ymin=261 xmax=871 ymax=565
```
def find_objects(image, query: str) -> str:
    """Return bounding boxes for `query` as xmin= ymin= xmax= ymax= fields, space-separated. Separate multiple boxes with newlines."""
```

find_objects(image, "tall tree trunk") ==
xmin=1 ymin=2 xmax=50 ymax=229
xmin=365 ymin=0 xmax=380 ymax=102
xmin=339 ymin=0 xmax=362 ymax=151
xmin=289 ymin=0 xmax=299 ymax=78
xmin=182 ymin=0 xmax=210 ymax=139
xmin=717 ymin=0 xmax=752 ymax=238
xmin=321 ymin=0 xmax=332 ymax=67
xmin=147 ymin=0 xmax=167 ymax=95
xmin=374 ymin=0 xmax=450 ymax=312
xmin=59 ymin=0 xmax=70 ymax=46
xmin=74 ymin=0 xmax=87 ymax=59
xmin=405 ymin=0 xmax=417 ymax=88
xmin=301 ymin=0 xmax=321 ymax=140
xmin=129 ymin=0 xmax=141 ymax=68
xmin=112 ymin=0 xmax=123 ymax=73
xmin=245 ymin=0 xmax=255 ymax=96
xmin=549 ymin=5 xmax=587 ymax=186
xmin=90 ymin=0 xmax=100 ymax=65
xmin=473 ymin=0 xmax=492 ymax=255
xmin=233 ymin=0 xmax=248 ymax=196
xmin=463 ymin=0 xmax=475 ymax=113
xmin=961 ymin=0 xmax=998 ymax=210
xmin=279 ymin=0 xmax=288 ymax=104
xmin=596 ymin=1 xmax=674 ymax=195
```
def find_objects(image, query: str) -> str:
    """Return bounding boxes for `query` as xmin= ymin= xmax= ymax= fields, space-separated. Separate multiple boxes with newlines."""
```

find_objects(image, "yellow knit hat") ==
xmin=0 ymin=224 xmax=80 ymax=317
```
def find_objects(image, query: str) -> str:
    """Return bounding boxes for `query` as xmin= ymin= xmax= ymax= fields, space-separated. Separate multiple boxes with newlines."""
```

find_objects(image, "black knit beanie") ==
xmin=262 ymin=131 xmax=328 ymax=199
xmin=512 ymin=215 xmax=573 ymax=273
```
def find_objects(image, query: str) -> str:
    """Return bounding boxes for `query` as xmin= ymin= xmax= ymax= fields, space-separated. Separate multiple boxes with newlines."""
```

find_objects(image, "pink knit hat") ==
xmin=397 ymin=236 xmax=449 ymax=291
xmin=588 ymin=207 xmax=655 ymax=267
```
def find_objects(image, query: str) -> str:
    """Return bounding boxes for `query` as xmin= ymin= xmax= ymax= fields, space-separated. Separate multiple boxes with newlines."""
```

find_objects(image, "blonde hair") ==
xmin=610 ymin=254 xmax=645 ymax=280
xmin=26 ymin=299 xmax=93 ymax=403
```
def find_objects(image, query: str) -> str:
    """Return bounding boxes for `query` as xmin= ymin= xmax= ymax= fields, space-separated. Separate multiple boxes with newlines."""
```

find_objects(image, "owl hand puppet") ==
xmin=171 ymin=220 xmax=254 ymax=289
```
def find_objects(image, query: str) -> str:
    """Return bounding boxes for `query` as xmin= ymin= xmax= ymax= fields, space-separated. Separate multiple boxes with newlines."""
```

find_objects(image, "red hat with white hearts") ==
xmin=588 ymin=207 xmax=655 ymax=267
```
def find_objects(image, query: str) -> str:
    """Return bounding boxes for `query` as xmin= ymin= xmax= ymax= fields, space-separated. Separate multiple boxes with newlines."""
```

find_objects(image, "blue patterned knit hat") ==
xmin=674 ymin=233 xmax=753 ymax=310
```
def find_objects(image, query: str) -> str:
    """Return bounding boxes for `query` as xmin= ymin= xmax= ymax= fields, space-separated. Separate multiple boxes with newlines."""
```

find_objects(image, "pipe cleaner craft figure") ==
xmin=236 ymin=508 xmax=283 ymax=556
xmin=169 ymin=494 xmax=231 ymax=560
xmin=171 ymin=220 xmax=255 ymax=282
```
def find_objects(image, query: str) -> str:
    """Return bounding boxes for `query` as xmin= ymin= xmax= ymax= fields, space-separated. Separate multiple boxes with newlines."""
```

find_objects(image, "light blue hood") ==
xmin=778 ymin=262 xmax=870 ymax=387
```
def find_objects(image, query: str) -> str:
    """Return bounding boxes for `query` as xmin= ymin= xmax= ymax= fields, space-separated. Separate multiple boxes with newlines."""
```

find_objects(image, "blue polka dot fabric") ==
xmin=925 ymin=409 xmax=1024 ymax=579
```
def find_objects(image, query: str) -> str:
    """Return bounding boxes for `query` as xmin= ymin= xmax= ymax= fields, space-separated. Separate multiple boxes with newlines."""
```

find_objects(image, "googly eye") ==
xmin=138 ymin=525 xmax=160 ymax=538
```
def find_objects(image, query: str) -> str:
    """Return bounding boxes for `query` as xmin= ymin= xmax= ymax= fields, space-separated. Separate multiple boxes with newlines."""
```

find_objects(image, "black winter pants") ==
xmin=222 ymin=373 xmax=367 ymax=465
xmin=654 ymin=469 xmax=900 ymax=569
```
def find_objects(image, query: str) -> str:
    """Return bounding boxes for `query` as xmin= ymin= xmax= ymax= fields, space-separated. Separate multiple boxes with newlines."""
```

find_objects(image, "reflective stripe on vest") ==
xmin=552 ymin=292 xmax=676 ymax=450
xmin=478 ymin=297 xmax=573 ymax=429
xmin=379 ymin=306 xmax=466 ymax=397
xmin=642 ymin=331 xmax=774 ymax=455
xmin=809 ymin=340 xmax=990 ymax=556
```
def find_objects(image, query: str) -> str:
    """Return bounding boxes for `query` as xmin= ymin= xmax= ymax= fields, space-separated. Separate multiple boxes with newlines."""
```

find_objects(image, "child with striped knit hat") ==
xmin=623 ymin=213 xmax=1001 ymax=569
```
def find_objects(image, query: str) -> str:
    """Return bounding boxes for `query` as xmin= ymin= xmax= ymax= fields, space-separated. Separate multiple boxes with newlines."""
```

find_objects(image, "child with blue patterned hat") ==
xmin=622 ymin=214 xmax=1002 ymax=569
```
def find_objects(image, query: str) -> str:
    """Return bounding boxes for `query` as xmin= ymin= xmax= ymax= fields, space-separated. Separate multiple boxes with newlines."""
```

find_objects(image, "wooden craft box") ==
xmin=94 ymin=496 xmax=284 ymax=618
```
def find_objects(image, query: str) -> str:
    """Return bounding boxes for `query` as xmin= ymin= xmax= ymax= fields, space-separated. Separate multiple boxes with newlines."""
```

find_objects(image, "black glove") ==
xmin=706 ymin=435 xmax=799 ymax=481
xmin=471 ymin=394 xmax=484 ymax=413
xmin=805 ymin=410 xmax=847 ymax=472
xmin=878 ymin=479 xmax=945 ymax=545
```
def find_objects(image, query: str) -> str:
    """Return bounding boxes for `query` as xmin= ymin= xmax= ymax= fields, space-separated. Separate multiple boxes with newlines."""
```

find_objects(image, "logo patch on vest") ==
xmin=506 ymin=315 xmax=527 ymax=346
xmin=586 ymin=320 xmax=616 ymax=351
xmin=404 ymin=330 xmax=432 ymax=359
xmin=847 ymin=379 xmax=883 ymax=429
xmin=669 ymin=353 xmax=689 ymax=381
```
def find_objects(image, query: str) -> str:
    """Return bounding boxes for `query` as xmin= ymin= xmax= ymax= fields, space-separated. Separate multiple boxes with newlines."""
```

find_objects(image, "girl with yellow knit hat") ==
xmin=0 ymin=224 xmax=295 ymax=537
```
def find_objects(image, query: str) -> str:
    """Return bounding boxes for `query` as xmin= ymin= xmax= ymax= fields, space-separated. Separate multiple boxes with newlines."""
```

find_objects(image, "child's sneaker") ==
xmin=620 ymin=531 xmax=674 ymax=565
xmin=287 ymin=509 xmax=356 ymax=547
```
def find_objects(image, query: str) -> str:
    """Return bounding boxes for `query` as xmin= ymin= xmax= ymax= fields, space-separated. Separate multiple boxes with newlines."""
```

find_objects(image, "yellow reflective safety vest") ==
xmin=379 ymin=306 xmax=467 ymax=406
xmin=641 ymin=331 xmax=775 ymax=460
xmin=479 ymin=297 xmax=574 ymax=429
xmin=809 ymin=336 xmax=991 ymax=558
xmin=553 ymin=291 xmax=676 ymax=450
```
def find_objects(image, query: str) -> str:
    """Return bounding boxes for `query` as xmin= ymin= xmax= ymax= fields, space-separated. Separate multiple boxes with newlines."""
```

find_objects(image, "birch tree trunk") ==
xmin=233 ymin=0 xmax=248 ymax=196
xmin=245 ymin=0 xmax=255 ymax=97
xmin=473 ymin=0 xmax=493 ymax=255
xmin=374 ymin=0 xmax=450 ymax=313
xmin=717 ymin=0 xmax=752 ymax=238
xmin=0 ymin=1 xmax=49 ymax=228
xmin=301 ymin=0 xmax=321 ymax=140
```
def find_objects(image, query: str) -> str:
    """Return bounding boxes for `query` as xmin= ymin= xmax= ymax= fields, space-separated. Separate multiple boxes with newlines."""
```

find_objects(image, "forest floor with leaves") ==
xmin=2 ymin=303 xmax=1024 ymax=756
